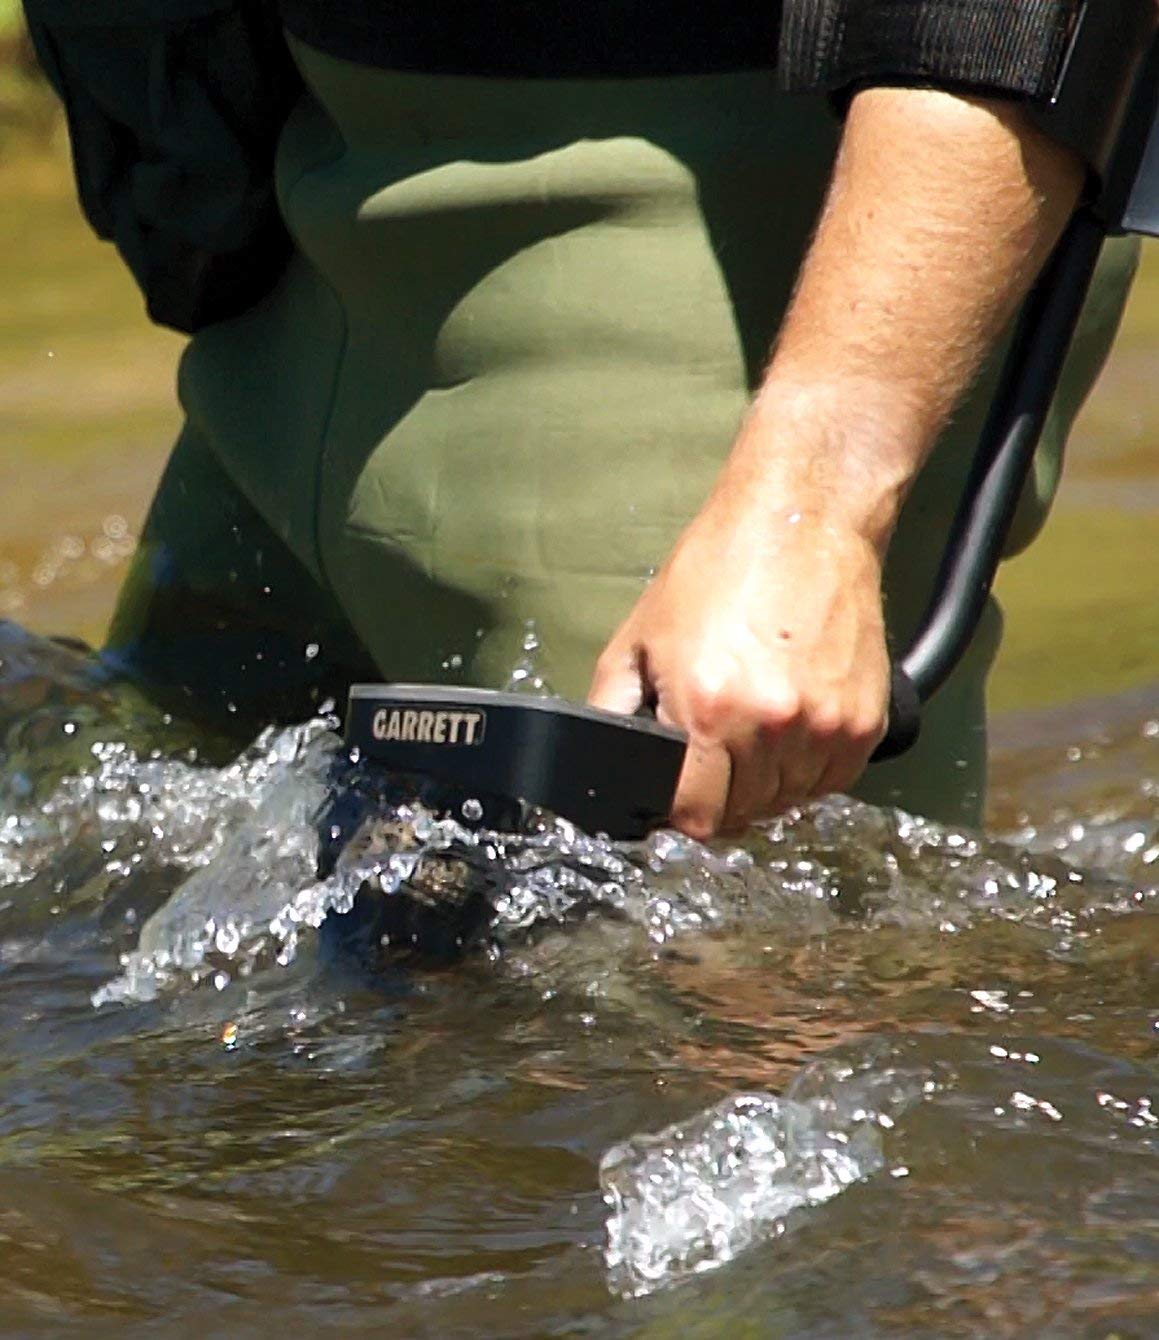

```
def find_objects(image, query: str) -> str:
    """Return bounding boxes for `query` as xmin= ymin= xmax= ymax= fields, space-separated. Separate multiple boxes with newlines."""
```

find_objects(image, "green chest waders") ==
xmin=107 ymin=40 xmax=1140 ymax=827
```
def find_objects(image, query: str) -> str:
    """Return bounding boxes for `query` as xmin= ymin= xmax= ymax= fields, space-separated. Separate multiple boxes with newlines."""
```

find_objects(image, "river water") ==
xmin=0 ymin=619 xmax=1154 ymax=1337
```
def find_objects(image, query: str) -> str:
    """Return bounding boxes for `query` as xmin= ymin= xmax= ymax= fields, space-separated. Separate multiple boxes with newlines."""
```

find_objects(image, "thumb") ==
xmin=587 ymin=642 xmax=646 ymax=717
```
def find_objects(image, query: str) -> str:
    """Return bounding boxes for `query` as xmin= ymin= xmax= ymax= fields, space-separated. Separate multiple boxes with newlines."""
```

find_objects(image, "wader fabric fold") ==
xmin=107 ymin=42 xmax=1137 ymax=825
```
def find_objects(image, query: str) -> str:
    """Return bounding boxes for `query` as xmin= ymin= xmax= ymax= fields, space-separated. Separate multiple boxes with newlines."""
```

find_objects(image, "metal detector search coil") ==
xmin=344 ymin=684 xmax=687 ymax=839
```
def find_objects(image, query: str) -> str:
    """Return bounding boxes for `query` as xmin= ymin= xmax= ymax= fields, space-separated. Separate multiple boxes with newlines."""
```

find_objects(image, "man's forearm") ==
xmin=725 ymin=86 xmax=1085 ymax=553
xmin=588 ymin=85 xmax=1089 ymax=836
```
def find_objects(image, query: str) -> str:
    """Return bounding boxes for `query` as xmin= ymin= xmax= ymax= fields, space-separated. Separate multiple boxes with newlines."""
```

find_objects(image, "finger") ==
xmin=730 ymin=697 xmax=823 ymax=816
xmin=778 ymin=757 xmax=828 ymax=809
xmin=812 ymin=723 xmax=882 ymax=800
xmin=669 ymin=738 xmax=731 ymax=841
xmin=814 ymin=748 xmax=867 ymax=801
xmin=719 ymin=716 xmax=785 ymax=830
xmin=720 ymin=748 xmax=781 ymax=833
xmin=720 ymin=700 xmax=815 ymax=830
xmin=777 ymin=725 xmax=832 ymax=806
xmin=587 ymin=643 xmax=645 ymax=716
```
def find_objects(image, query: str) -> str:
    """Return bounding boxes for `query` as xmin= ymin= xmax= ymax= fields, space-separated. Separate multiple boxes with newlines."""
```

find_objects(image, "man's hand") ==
xmin=589 ymin=87 xmax=1083 ymax=839
xmin=589 ymin=484 xmax=890 ymax=839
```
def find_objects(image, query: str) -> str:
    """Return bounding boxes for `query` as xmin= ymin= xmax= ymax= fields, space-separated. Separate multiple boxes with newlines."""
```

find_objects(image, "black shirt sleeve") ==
xmin=778 ymin=0 xmax=1079 ymax=100
xmin=24 ymin=0 xmax=302 ymax=333
xmin=778 ymin=0 xmax=1159 ymax=192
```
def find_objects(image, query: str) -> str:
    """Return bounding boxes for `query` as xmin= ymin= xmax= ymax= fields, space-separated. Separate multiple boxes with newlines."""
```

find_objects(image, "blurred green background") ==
xmin=0 ymin=20 xmax=1156 ymax=717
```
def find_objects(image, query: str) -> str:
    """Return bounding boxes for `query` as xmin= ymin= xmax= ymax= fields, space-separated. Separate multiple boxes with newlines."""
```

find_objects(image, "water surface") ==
xmin=0 ymin=624 xmax=1154 ymax=1337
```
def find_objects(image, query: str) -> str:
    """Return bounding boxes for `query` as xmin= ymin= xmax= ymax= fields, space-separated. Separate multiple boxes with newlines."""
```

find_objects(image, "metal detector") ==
xmin=336 ymin=39 xmax=1159 ymax=847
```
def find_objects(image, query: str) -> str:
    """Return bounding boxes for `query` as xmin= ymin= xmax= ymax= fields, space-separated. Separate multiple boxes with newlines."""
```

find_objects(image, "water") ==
xmin=0 ymin=621 xmax=1155 ymax=1337
xmin=602 ymin=1054 xmax=919 ymax=1299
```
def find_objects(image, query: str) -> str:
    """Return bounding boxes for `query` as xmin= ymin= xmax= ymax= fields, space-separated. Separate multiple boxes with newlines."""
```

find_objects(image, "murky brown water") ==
xmin=0 ymin=624 xmax=1154 ymax=1337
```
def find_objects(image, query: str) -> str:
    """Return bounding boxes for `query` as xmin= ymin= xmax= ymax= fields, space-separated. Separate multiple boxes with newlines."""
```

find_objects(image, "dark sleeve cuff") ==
xmin=778 ymin=0 xmax=1159 ymax=208
xmin=778 ymin=0 xmax=1078 ymax=100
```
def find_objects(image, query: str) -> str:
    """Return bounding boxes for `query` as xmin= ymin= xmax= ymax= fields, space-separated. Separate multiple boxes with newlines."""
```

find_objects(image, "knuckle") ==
xmin=686 ymin=680 xmax=734 ymax=737
xmin=685 ymin=667 xmax=816 ymax=742
xmin=805 ymin=701 xmax=843 ymax=742
xmin=750 ymin=687 xmax=803 ymax=736
xmin=849 ymin=709 xmax=888 ymax=752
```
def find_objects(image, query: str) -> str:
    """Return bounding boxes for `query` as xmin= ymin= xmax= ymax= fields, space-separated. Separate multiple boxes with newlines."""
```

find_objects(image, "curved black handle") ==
xmin=870 ymin=663 xmax=921 ymax=763
xmin=864 ymin=207 xmax=1110 ymax=765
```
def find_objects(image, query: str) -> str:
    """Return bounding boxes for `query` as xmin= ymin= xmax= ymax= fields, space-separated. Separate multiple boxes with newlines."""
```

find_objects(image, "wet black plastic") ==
xmin=870 ymin=664 xmax=920 ymax=763
xmin=343 ymin=669 xmax=919 ymax=837
xmin=345 ymin=684 xmax=686 ymax=840
xmin=315 ymin=759 xmax=514 ymax=963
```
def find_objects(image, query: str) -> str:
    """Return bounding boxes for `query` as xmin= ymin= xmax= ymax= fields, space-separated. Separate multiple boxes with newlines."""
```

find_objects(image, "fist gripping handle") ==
xmin=343 ymin=665 xmax=918 ymax=839
xmin=342 ymin=82 xmax=1159 ymax=835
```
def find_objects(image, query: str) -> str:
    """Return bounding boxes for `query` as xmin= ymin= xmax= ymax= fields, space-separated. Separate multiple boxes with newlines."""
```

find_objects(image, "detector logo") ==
xmin=370 ymin=705 xmax=486 ymax=747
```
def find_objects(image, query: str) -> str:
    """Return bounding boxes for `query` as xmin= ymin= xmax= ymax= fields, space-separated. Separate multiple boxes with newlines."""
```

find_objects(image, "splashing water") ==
xmin=90 ymin=721 xmax=340 ymax=1005
xmin=602 ymin=1048 xmax=927 ymax=1297
xmin=504 ymin=619 xmax=552 ymax=695
xmin=1 ymin=721 xmax=329 ymax=893
xmin=2 ymin=697 xmax=1151 ymax=1016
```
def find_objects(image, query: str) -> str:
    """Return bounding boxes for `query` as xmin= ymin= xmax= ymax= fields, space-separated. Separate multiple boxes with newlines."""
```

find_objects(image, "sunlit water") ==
xmin=0 ymin=620 xmax=1154 ymax=1337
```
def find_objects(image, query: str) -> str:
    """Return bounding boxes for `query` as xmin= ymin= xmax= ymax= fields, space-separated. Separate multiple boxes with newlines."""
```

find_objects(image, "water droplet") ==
xmin=214 ymin=923 xmax=241 ymax=956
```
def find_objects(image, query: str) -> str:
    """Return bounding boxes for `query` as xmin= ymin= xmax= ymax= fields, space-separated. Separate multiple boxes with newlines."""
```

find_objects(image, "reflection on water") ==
xmin=0 ymin=620 xmax=1155 ymax=1336
xmin=0 ymin=513 xmax=136 ymax=622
